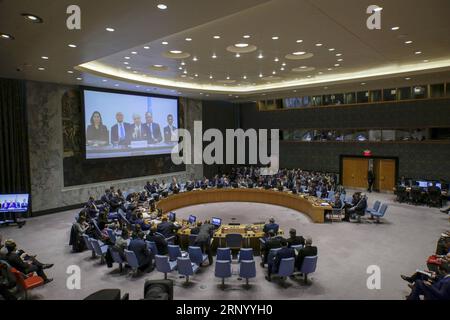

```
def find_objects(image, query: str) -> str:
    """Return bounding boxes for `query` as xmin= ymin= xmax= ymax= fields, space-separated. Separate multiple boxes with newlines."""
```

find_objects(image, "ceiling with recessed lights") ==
xmin=1 ymin=0 xmax=450 ymax=101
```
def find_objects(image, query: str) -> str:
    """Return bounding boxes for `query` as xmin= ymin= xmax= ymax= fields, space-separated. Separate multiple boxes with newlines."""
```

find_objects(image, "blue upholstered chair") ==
xmin=239 ymin=260 xmax=256 ymax=286
xmin=215 ymin=260 xmax=232 ymax=287
xmin=188 ymin=246 xmax=208 ymax=266
xmin=189 ymin=234 xmax=198 ymax=246
xmin=370 ymin=204 xmax=388 ymax=223
xmin=146 ymin=241 xmax=158 ymax=256
xmin=291 ymin=244 xmax=303 ymax=252
xmin=217 ymin=247 xmax=232 ymax=262
xmin=177 ymin=257 xmax=199 ymax=283
xmin=237 ymin=248 xmax=254 ymax=262
xmin=155 ymin=255 xmax=177 ymax=279
xmin=325 ymin=191 xmax=335 ymax=201
xmin=124 ymin=249 xmax=140 ymax=277
xmin=110 ymin=247 xmax=124 ymax=273
xmin=225 ymin=233 xmax=243 ymax=250
xmin=299 ymin=255 xmax=318 ymax=284
xmin=90 ymin=239 xmax=108 ymax=264
xmin=271 ymin=257 xmax=295 ymax=280
xmin=106 ymin=228 xmax=117 ymax=243
xmin=366 ymin=201 xmax=381 ymax=215
xmin=168 ymin=245 xmax=184 ymax=261
xmin=82 ymin=235 xmax=96 ymax=258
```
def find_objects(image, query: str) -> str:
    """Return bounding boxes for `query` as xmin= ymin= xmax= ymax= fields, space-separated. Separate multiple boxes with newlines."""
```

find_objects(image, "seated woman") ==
xmin=86 ymin=111 xmax=109 ymax=146
xmin=70 ymin=216 xmax=89 ymax=252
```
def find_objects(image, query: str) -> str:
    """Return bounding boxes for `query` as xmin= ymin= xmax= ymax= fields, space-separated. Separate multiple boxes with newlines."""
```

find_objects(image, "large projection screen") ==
xmin=82 ymin=89 xmax=179 ymax=160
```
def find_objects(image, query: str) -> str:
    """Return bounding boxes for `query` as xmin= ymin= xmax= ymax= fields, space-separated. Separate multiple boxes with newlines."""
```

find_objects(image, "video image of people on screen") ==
xmin=0 ymin=194 xmax=29 ymax=213
xmin=83 ymin=89 xmax=179 ymax=159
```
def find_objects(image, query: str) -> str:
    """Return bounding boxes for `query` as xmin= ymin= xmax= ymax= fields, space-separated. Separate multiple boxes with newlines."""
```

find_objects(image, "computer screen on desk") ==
xmin=188 ymin=215 xmax=196 ymax=224
xmin=211 ymin=217 xmax=222 ymax=227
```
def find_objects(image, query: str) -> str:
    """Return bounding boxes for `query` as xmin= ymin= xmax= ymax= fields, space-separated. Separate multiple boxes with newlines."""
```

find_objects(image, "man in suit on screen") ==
xmin=144 ymin=112 xmax=162 ymax=144
xmin=130 ymin=114 xmax=147 ymax=141
xmin=163 ymin=114 xmax=177 ymax=143
xmin=110 ymin=112 xmax=131 ymax=145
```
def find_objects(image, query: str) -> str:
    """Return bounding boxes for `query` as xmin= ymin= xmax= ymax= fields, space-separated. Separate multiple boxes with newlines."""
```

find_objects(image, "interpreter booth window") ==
xmin=398 ymin=87 xmax=412 ymax=100
xmin=412 ymin=85 xmax=428 ymax=99
xmin=370 ymin=89 xmax=382 ymax=102
xmin=430 ymin=83 xmax=445 ymax=98
xmin=356 ymin=91 xmax=369 ymax=103
xmin=345 ymin=92 xmax=356 ymax=104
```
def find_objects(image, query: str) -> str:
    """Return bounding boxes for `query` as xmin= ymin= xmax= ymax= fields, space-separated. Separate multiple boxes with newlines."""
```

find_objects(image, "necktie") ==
xmin=149 ymin=124 xmax=153 ymax=140
xmin=119 ymin=124 xmax=125 ymax=140
xmin=137 ymin=126 xmax=141 ymax=138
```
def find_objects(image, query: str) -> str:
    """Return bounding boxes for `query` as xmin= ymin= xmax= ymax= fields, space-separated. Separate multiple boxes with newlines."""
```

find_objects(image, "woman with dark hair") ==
xmin=86 ymin=111 xmax=109 ymax=146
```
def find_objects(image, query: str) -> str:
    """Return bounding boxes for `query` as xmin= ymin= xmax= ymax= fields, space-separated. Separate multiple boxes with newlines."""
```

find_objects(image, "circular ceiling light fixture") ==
xmin=292 ymin=66 xmax=315 ymax=72
xmin=144 ymin=46 xmax=150 ymax=49
xmin=22 ymin=13 xmax=43 ymax=23
xmin=162 ymin=41 xmax=168 ymax=45
xmin=296 ymin=39 xmax=303 ymax=43
xmin=226 ymin=44 xmax=257 ymax=53
xmin=272 ymin=36 xmax=279 ymax=40
xmin=285 ymin=52 xmax=314 ymax=60
xmin=157 ymin=4 xmax=168 ymax=10
xmin=163 ymin=50 xmax=191 ymax=59
xmin=405 ymin=40 xmax=413 ymax=44
xmin=106 ymin=27 xmax=115 ymax=32
xmin=243 ymin=35 xmax=251 ymax=39
xmin=185 ymin=38 xmax=192 ymax=41
xmin=1 ymin=33 xmax=14 ymax=40
xmin=149 ymin=64 xmax=168 ymax=71
xmin=41 ymin=56 xmax=49 ymax=60
xmin=213 ymin=35 xmax=221 ymax=39
xmin=235 ymin=43 xmax=249 ymax=48
xmin=391 ymin=26 xmax=400 ymax=31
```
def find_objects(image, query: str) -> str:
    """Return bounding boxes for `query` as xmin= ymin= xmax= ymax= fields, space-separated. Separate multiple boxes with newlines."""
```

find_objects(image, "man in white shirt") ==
xmin=163 ymin=114 xmax=178 ymax=143
xmin=130 ymin=114 xmax=147 ymax=141
xmin=111 ymin=112 xmax=131 ymax=145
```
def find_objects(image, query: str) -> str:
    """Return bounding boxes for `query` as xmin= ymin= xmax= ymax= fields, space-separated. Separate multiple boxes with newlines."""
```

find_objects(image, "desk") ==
xmin=156 ymin=188 xmax=332 ymax=223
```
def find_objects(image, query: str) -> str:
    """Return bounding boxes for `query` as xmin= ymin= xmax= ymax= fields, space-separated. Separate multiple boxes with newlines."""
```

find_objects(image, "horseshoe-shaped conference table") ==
xmin=156 ymin=188 xmax=333 ymax=252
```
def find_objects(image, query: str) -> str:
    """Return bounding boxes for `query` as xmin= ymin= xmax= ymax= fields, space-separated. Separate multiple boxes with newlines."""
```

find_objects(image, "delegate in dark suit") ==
xmin=144 ymin=122 xmax=162 ymax=144
xmin=270 ymin=247 xmax=296 ymax=277
xmin=296 ymin=245 xmax=318 ymax=270
xmin=111 ymin=122 xmax=131 ymax=145
xmin=194 ymin=223 xmax=215 ymax=265
xmin=156 ymin=219 xmax=181 ymax=239
xmin=163 ymin=125 xmax=177 ymax=143
xmin=263 ymin=223 xmax=279 ymax=235
xmin=128 ymin=236 xmax=152 ymax=271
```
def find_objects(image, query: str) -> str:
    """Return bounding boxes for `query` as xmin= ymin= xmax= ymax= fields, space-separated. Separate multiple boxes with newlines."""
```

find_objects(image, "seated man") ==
xmin=85 ymin=196 xmax=99 ymax=219
xmin=135 ymin=212 xmax=151 ymax=231
xmin=0 ymin=260 xmax=17 ymax=300
xmin=332 ymin=193 xmax=343 ymax=209
xmin=344 ymin=193 xmax=367 ymax=222
xmin=260 ymin=231 xmax=282 ymax=267
xmin=295 ymin=237 xmax=318 ymax=271
xmin=286 ymin=228 xmax=305 ymax=248
xmin=4 ymin=239 xmax=53 ymax=284
xmin=263 ymin=217 xmax=279 ymax=235
xmin=146 ymin=227 xmax=168 ymax=255
xmin=128 ymin=232 xmax=153 ymax=272
xmin=157 ymin=217 xmax=181 ymax=240
xmin=266 ymin=240 xmax=296 ymax=281
xmin=406 ymin=274 xmax=450 ymax=300
xmin=70 ymin=216 xmax=89 ymax=252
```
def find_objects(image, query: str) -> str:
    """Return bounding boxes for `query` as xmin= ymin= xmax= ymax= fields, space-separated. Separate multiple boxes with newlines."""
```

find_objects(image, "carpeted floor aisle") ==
xmin=1 ymin=191 xmax=448 ymax=300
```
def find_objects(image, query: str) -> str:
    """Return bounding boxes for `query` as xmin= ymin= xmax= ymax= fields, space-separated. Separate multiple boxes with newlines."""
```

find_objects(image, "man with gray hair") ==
xmin=111 ymin=112 xmax=131 ymax=145
xmin=263 ymin=217 xmax=279 ymax=235
xmin=130 ymin=113 xmax=147 ymax=140
xmin=295 ymin=236 xmax=317 ymax=271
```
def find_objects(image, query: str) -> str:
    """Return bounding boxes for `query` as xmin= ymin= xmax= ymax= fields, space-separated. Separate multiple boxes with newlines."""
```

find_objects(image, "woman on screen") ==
xmin=86 ymin=111 xmax=109 ymax=146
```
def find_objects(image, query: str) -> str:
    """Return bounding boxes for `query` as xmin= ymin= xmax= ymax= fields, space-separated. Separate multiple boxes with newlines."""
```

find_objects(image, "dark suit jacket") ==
xmin=263 ymin=223 xmax=280 ymax=234
xmin=128 ymin=239 xmax=151 ymax=266
xmin=296 ymin=245 xmax=318 ymax=270
xmin=5 ymin=252 xmax=31 ymax=274
xmin=146 ymin=233 xmax=168 ymax=255
xmin=163 ymin=125 xmax=177 ymax=143
xmin=129 ymin=124 xmax=148 ymax=141
xmin=156 ymin=221 xmax=180 ymax=238
xmin=144 ymin=122 xmax=162 ymax=144
xmin=110 ymin=122 xmax=131 ymax=145
xmin=287 ymin=236 xmax=305 ymax=247
xmin=273 ymin=247 xmax=296 ymax=273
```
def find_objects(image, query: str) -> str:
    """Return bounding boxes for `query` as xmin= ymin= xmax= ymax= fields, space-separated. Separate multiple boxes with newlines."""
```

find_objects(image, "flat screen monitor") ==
xmin=168 ymin=212 xmax=176 ymax=222
xmin=211 ymin=217 xmax=222 ymax=227
xmin=83 ymin=88 xmax=179 ymax=159
xmin=188 ymin=215 xmax=196 ymax=225
xmin=417 ymin=181 xmax=428 ymax=188
xmin=0 ymin=194 xmax=29 ymax=213
xmin=435 ymin=183 xmax=442 ymax=189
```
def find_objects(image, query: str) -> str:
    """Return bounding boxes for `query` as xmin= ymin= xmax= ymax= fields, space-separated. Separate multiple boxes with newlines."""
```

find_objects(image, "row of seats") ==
xmin=366 ymin=201 xmax=389 ymax=223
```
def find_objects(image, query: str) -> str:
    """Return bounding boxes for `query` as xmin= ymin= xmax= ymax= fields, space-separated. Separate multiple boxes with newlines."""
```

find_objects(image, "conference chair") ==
xmin=325 ymin=191 xmax=335 ymax=201
xmin=266 ymin=248 xmax=281 ymax=267
xmin=124 ymin=249 xmax=140 ymax=277
xmin=316 ymin=191 xmax=322 ymax=198
xmin=144 ymin=279 xmax=174 ymax=300
xmin=270 ymin=257 xmax=295 ymax=281
xmin=106 ymin=228 xmax=117 ymax=243
xmin=188 ymin=246 xmax=208 ymax=266
xmin=82 ymin=235 xmax=96 ymax=258
xmin=155 ymin=255 xmax=177 ymax=280
xmin=239 ymin=260 xmax=256 ymax=286
xmin=291 ymin=245 xmax=303 ymax=253
xmin=395 ymin=185 xmax=408 ymax=203
xmin=188 ymin=234 xmax=198 ymax=246
xmin=370 ymin=203 xmax=388 ymax=223
xmin=156 ymin=232 xmax=175 ymax=245
xmin=84 ymin=289 xmax=129 ymax=300
xmin=428 ymin=190 xmax=442 ymax=208
xmin=330 ymin=202 xmax=345 ymax=222
xmin=215 ymin=260 xmax=232 ymax=287
xmin=177 ymin=257 xmax=199 ymax=284
xmin=9 ymin=267 xmax=44 ymax=299
xmin=168 ymin=245 xmax=185 ymax=261
xmin=110 ymin=247 xmax=125 ymax=273
xmin=90 ymin=239 xmax=108 ymax=264
xmin=366 ymin=201 xmax=381 ymax=215
xmin=225 ymin=233 xmax=243 ymax=253
xmin=237 ymin=248 xmax=254 ymax=262
xmin=216 ymin=247 xmax=232 ymax=262
xmin=299 ymin=256 xmax=318 ymax=284
xmin=92 ymin=220 xmax=103 ymax=237
xmin=146 ymin=241 xmax=159 ymax=256
xmin=410 ymin=187 xmax=422 ymax=205
xmin=118 ymin=211 xmax=133 ymax=227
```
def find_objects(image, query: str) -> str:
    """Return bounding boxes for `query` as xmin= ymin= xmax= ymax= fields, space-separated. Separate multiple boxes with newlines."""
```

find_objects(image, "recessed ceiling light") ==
xmin=318 ymin=71 xmax=323 ymax=75
xmin=336 ymin=53 xmax=342 ymax=56
xmin=124 ymin=56 xmax=130 ymax=59
xmin=102 ymin=79 xmax=108 ymax=82
xmin=272 ymin=71 xmax=276 ymax=75
xmin=415 ymin=51 xmax=422 ymax=55
xmin=272 ymin=36 xmax=279 ymax=40
xmin=22 ymin=13 xmax=43 ymax=23
xmin=307 ymin=75 xmax=312 ymax=78
xmin=183 ymin=70 xmax=187 ymax=74
xmin=405 ymin=77 xmax=411 ymax=80
xmin=337 ymin=58 xmax=343 ymax=62
xmin=274 ymin=58 xmax=279 ymax=62
xmin=209 ymin=75 xmax=213 ymax=79
xmin=258 ymin=53 xmax=264 ymax=59
xmin=170 ymin=50 xmax=182 ymax=54
xmin=144 ymin=46 xmax=150 ymax=49
xmin=280 ymin=67 xmax=285 ymax=71
xmin=235 ymin=53 xmax=240 ymax=58
xmin=153 ymin=64 xmax=163 ymax=68
xmin=106 ymin=27 xmax=115 ymax=32
xmin=124 ymin=62 xmax=129 ymax=65
xmin=68 ymin=44 xmax=77 ymax=48
xmin=1 ymin=33 xmax=14 ymax=40
xmin=181 ymin=74 xmax=187 ymax=78
xmin=157 ymin=4 xmax=168 ymax=10
xmin=296 ymin=39 xmax=303 ymax=43
xmin=131 ymin=51 xmax=137 ymax=55
xmin=162 ymin=41 xmax=168 ymax=45
xmin=282 ymin=63 xmax=286 ymax=66
xmin=391 ymin=26 xmax=400 ymax=31
xmin=195 ymin=74 xmax=198 ymax=77
xmin=327 ymin=68 xmax=333 ymax=71
xmin=213 ymin=35 xmax=221 ymax=39
xmin=328 ymin=48 xmax=335 ymax=51
xmin=361 ymin=82 xmax=366 ymax=85
xmin=76 ymin=77 xmax=82 ymax=81
xmin=126 ymin=66 xmax=131 ymax=69
xmin=259 ymin=73 xmax=263 ymax=78
xmin=38 ymin=67 xmax=45 ymax=71
xmin=192 ymin=57 xmax=198 ymax=62
xmin=181 ymin=62 xmax=186 ymax=66
xmin=41 ymin=56 xmax=49 ymax=60
xmin=243 ymin=75 xmax=247 ymax=79
xmin=315 ymin=43 xmax=323 ymax=47
xmin=292 ymin=51 xmax=306 ymax=55
xmin=185 ymin=38 xmax=192 ymax=41
xmin=226 ymin=76 xmax=230 ymax=80
xmin=423 ymin=59 xmax=429 ymax=62
xmin=405 ymin=40 xmax=413 ymax=44
xmin=235 ymin=43 xmax=249 ymax=48
xmin=212 ymin=54 xmax=217 ymax=59
xmin=243 ymin=35 xmax=251 ymax=39
xmin=178 ymin=67 xmax=183 ymax=70
xmin=67 ymin=70 xmax=74 ymax=74
xmin=334 ymin=63 xmax=340 ymax=67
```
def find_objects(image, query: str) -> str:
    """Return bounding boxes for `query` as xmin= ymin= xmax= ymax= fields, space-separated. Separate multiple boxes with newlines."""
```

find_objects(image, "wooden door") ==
xmin=342 ymin=157 xmax=369 ymax=189
xmin=376 ymin=159 xmax=396 ymax=191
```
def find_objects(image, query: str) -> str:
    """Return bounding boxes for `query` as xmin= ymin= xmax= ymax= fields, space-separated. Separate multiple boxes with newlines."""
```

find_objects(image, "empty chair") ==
xmin=216 ymin=247 xmax=232 ymax=262
xmin=188 ymin=246 xmax=208 ymax=266
xmin=215 ymin=260 xmax=232 ymax=287
xmin=90 ymin=239 xmax=108 ymax=263
xmin=177 ymin=257 xmax=199 ymax=283
xmin=106 ymin=228 xmax=117 ymax=243
xmin=82 ymin=235 xmax=96 ymax=258
xmin=239 ymin=260 xmax=256 ymax=286
xmin=188 ymin=234 xmax=198 ymax=246
xmin=155 ymin=255 xmax=177 ymax=279
xmin=238 ymin=248 xmax=254 ymax=262
xmin=168 ymin=245 xmax=184 ymax=261
xmin=370 ymin=203 xmax=388 ymax=223
xmin=366 ymin=201 xmax=381 ymax=215
xmin=299 ymin=255 xmax=318 ymax=284
xmin=124 ymin=249 xmax=140 ymax=276
xmin=9 ymin=267 xmax=44 ymax=299
xmin=270 ymin=257 xmax=295 ymax=280
xmin=225 ymin=233 xmax=243 ymax=251
xmin=110 ymin=247 xmax=124 ymax=273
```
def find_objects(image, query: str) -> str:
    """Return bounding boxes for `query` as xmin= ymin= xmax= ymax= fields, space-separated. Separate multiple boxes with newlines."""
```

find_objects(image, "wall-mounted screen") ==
xmin=83 ymin=89 xmax=179 ymax=159
xmin=0 ymin=194 xmax=29 ymax=213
